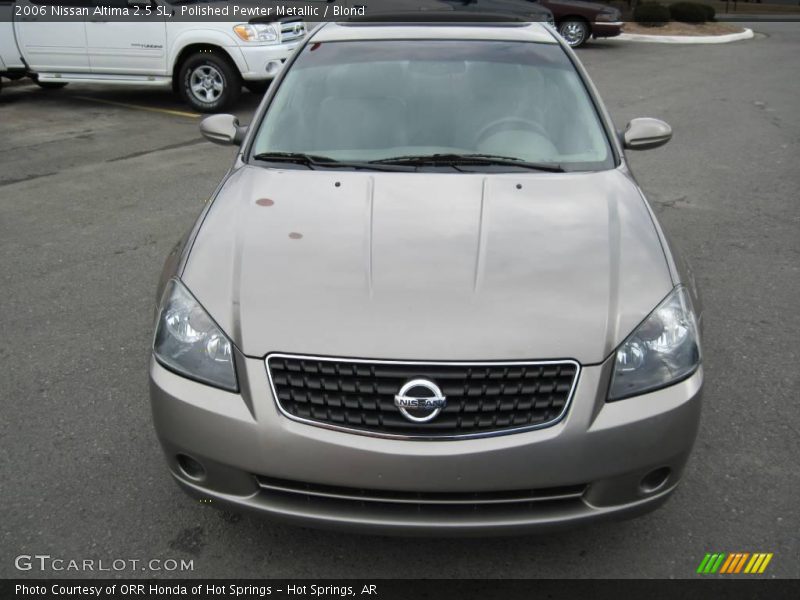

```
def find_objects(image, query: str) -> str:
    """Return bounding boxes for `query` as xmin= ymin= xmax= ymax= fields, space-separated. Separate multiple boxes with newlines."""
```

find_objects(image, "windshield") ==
xmin=251 ymin=39 xmax=614 ymax=172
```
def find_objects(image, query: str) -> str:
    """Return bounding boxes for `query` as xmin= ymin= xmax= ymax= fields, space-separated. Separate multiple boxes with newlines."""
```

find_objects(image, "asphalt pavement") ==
xmin=1 ymin=22 xmax=798 ymax=579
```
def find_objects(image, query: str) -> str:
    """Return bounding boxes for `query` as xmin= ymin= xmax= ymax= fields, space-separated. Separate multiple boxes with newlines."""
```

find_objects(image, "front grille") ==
xmin=266 ymin=355 xmax=580 ymax=439
xmin=280 ymin=21 xmax=306 ymax=43
xmin=255 ymin=475 xmax=587 ymax=510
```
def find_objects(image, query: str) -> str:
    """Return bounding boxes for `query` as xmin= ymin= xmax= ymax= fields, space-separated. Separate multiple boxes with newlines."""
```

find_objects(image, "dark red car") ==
xmin=533 ymin=0 xmax=623 ymax=47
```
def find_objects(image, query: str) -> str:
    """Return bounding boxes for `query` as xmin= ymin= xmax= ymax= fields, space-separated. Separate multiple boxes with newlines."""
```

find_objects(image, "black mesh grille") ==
xmin=266 ymin=356 xmax=579 ymax=438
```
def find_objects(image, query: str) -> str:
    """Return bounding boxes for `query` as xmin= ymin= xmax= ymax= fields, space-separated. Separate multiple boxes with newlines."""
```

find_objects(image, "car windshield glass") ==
xmin=251 ymin=39 xmax=614 ymax=172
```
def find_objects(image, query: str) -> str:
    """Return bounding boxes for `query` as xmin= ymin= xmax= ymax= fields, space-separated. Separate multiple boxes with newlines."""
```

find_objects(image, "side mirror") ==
xmin=200 ymin=114 xmax=246 ymax=146
xmin=623 ymin=118 xmax=672 ymax=151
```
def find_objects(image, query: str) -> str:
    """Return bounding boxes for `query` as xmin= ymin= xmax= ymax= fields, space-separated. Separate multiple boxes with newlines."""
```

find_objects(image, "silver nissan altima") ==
xmin=149 ymin=18 xmax=704 ymax=535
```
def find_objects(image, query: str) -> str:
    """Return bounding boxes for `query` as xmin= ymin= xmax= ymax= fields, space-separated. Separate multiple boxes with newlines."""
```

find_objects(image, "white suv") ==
xmin=0 ymin=0 xmax=306 ymax=111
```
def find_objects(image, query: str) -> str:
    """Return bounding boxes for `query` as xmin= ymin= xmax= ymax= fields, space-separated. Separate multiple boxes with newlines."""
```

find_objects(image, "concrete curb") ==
xmin=616 ymin=27 xmax=754 ymax=44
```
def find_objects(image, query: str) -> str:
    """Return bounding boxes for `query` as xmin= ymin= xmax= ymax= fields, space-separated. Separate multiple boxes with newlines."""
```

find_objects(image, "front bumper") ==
xmin=149 ymin=355 xmax=702 ymax=535
xmin=235 ymin=41 xmax=303 ymax=81
xmin=593 ymin=22 xmax=624 ymax=38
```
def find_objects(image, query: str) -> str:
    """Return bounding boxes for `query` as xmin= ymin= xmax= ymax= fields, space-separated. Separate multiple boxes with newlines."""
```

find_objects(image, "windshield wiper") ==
xmin=252 ymin=152 xmax=412 ymax=171
xmin=252 ymin=152 xmax=339 ymax=168
xmin=369 ymin=153 xmax=565 ymax=172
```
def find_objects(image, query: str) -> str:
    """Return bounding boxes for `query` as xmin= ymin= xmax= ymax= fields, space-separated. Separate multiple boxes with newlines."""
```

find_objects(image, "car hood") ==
xmin=182 ymin=166 xmax=673 ymax=364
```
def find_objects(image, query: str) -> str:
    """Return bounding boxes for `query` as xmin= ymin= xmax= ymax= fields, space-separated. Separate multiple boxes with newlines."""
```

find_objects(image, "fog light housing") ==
xmin=640 ymin=467 xmax=671 ymax=493
xmin=265 ymin=61 xmax=282 ymax=76
xmin=177 ymin=454 xmax=206 ymax=481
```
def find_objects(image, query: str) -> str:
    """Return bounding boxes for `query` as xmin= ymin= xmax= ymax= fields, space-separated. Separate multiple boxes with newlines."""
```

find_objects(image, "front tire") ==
xmin=558 ymin=19 xmax=590 ymax=48
xmin=178 ymin=51 xmax=241 ymax=113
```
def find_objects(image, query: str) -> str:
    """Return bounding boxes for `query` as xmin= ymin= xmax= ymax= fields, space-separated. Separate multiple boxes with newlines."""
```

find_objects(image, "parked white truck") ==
xmin=0 ymin=0 xmax=306 ymax=111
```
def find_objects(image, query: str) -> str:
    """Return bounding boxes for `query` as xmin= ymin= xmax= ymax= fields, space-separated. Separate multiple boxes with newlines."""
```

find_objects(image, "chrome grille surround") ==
xmin=279 ymin=21 xmax=306 ymax=43
xmin=265 ymin=354 xmax=581 ymax=440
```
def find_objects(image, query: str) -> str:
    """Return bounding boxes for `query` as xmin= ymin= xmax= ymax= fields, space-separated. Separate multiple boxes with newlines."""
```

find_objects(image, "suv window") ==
xmin=252 ymin=39 xmax=614 ymax=172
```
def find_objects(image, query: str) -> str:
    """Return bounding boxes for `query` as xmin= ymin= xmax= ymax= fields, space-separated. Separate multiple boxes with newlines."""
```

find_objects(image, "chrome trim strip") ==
xmin=256 ymin=480 xmax=586 ymax=505
xmin=264 ymin=353 xmax=582 ymax=441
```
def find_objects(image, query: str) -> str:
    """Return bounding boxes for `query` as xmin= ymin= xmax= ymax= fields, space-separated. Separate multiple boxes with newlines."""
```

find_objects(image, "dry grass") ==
xmin=623 ymin=21 xmax=746 ymax=35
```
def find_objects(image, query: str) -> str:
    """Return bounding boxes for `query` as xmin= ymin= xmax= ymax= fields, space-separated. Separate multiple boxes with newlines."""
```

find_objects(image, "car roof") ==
xmin=311 ymin=21 xmax=558 ymax=45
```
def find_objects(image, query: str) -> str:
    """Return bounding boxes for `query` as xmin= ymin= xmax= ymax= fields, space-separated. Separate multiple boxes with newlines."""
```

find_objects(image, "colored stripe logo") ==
xmin=696 ymin=553 xmax=773 ymax=574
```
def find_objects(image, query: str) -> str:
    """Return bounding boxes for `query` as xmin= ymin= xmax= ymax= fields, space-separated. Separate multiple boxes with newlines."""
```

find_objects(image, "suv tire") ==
xmin=178 ymin=51 xmax=241 ymax=113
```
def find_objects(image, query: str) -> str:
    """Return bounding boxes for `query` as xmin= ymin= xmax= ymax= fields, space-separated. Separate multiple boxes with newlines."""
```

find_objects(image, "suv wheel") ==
xmin=558 ymin=20 xmax=589 ymax=48
xmin=179 ymin=51 xmax=241 ymax=113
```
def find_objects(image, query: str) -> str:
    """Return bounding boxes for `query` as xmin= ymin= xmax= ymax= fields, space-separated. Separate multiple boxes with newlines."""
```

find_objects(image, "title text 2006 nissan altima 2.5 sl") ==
xmin=149 ymin=18 xmax=704 ymax=535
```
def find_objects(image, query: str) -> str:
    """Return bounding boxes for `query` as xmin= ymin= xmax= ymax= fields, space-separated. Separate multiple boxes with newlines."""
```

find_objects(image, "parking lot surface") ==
xmin=1 ymin=22 xmax=798 ymax=578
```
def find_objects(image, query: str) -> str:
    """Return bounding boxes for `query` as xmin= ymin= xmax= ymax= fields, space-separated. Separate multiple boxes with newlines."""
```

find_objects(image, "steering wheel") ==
xmin=474 ymin=117 xmax=550 ymax=148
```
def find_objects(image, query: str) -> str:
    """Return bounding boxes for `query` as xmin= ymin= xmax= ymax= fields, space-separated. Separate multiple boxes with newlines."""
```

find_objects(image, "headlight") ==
xmin=608 ymin=286 xmax=701 ymax=401
xmin=233 ymin=23 xmax=279 ymax=44
xmin=153 ymin=280 xmax=238 ymax=392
